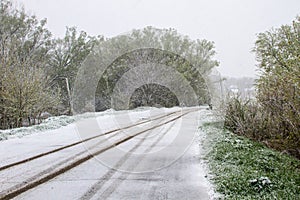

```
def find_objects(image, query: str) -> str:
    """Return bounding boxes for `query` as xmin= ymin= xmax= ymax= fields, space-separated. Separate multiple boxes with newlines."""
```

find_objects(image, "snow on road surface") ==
xmin=0 ymin=107 xmax=215 ymax=199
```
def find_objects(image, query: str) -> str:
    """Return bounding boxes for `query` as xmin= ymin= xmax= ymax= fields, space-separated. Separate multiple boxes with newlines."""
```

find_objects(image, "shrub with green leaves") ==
xmin=224 ymin=16 xmax=300 ymax=159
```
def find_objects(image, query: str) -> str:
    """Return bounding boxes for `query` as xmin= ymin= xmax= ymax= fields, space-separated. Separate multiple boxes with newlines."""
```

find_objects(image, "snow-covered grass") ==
xmin=0 ymin=107 xmax=182 ymax=141
xmin=0 ymin=109 xmax=119 ymax=141
xmin=201 ymin=121 xmax=300 ymax=199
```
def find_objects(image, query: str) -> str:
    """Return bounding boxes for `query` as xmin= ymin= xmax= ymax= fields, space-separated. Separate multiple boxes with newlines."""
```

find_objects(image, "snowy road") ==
xmin=0 ymin=107 xmax=213 ymax=200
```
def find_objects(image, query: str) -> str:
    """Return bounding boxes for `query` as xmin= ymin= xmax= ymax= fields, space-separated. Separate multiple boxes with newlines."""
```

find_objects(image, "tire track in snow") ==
xmin=0 ymin=110 xmax=181 ymax=171
xmin=81 ymin=120 xmax=177 ymax=199
xmin=0 ymin=110 xmax=194 ymax=200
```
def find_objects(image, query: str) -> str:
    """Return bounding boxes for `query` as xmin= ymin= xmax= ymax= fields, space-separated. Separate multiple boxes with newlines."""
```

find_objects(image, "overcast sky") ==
xmin=16 ymin=0 xmax=300 ymax=77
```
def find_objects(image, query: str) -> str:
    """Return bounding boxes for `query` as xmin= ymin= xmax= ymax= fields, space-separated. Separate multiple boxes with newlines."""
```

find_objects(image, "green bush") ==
xmin=225 ymin=17 xmax=300 ymax=159
xmin=224 ymin=95 xmax=299 ymax=159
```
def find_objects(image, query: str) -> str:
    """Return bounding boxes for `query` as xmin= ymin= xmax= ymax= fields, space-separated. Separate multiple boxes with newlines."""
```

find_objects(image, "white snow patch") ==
xmin=0 ymin=107 xmax=180 ymax=141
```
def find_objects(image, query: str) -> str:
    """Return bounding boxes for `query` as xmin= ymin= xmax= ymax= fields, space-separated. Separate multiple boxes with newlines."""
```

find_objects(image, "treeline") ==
xmin=0 ymin=0 xmax=218 ymax=129
xmin=224 ymin=16 xmax=300 ymax=159
xmin=0 ymin=0 xmax=101 ymax=129
xmin=95 ymin=48 xmax=215 ymax=111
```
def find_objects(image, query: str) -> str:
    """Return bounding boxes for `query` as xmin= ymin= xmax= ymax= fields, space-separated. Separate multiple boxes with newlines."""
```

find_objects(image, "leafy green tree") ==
xmin=254 ymin=16 xmax=299 ymax=156
xmin=129 ymin=83 xmax=179 ymax=109
xmin=94 ymin=27 xmax=218 ymax=110
xmin=224 ymin=16 xmax=299 ymax=158
xmin=0 ymin=0 xmax=59 ymax=128
xmin=48 ymin=27 xmax=103 ymax=114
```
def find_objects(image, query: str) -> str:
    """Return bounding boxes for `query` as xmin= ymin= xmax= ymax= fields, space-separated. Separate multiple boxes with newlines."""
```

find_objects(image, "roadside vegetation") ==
xmin=0 ymin=0 xmax=218 ymax=130
xmin=206 ymin=16 xmax=300 ymax=199
xmin=0 ymin=0 xmax=100 ymax=129
xmin=224 ymin=16 xmax=300 ymax=159
xmin=202 ymin=121 xmax=300 ymax=199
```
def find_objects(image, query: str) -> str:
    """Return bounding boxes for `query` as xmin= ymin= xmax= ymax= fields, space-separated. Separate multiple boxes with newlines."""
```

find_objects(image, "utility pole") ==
xmin=65 ymin=77 xmax=71 ymax=115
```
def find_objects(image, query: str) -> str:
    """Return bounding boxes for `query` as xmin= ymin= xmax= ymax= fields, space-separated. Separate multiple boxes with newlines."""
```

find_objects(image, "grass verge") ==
xmin=201 ymin=121 xmax=300 ymax=200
